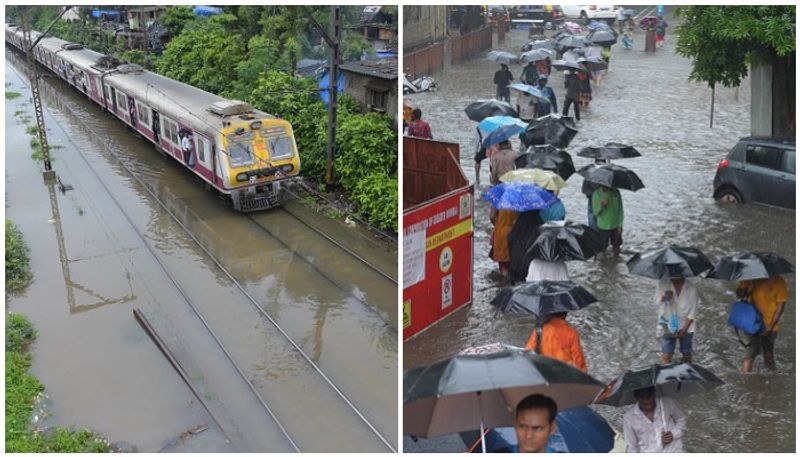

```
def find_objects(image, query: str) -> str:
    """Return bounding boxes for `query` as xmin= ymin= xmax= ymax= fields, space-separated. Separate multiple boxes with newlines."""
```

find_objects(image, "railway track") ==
xmin=8 ymin=55 xmax=396 ymax=452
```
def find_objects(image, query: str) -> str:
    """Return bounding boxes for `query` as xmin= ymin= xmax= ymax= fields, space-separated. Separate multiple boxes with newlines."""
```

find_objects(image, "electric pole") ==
xmin=309 ymin=7 xmax=340 ymax=193
xmin=19 ymin=6 xmax=73 ymax=181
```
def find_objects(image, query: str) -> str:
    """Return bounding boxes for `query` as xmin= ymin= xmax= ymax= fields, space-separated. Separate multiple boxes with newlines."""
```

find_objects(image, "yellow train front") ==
xmin=218 ymin=114 xmax=301 ymax=211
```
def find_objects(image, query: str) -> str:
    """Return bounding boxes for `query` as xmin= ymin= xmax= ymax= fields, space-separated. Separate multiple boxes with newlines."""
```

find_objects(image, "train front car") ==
xmin=221 ymin=114 xmax=301 ymax=212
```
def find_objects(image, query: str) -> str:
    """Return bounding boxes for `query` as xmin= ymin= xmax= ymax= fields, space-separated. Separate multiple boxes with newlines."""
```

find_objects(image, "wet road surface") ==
xmin=404 ymin=24 xmax=795 ymax=453
xmin=6 ymin=46 xmax=397 ymax=452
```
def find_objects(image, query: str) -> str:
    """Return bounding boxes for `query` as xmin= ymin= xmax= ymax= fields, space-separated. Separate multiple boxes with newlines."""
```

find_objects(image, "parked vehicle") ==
xmin=403 ymin=74 xmax=437 ymax=94
xmin=509 ymin=5 xmax=552 ymax=29
xmin=487 ymin=5 xmax=511 ymax=32
xmin=713 ymin=137 xmax=796 ymax=209
xmin=560 ymin=5 xmax=618 ymax=24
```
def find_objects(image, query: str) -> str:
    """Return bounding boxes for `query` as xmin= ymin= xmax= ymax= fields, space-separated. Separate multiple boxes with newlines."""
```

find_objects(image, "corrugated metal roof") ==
xmin=339 ymin=58 xmax=397 ymax=81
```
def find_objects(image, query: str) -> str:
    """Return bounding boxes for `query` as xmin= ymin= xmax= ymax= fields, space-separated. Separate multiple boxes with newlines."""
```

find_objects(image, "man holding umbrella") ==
xmin=736 ymin=275 xmax=788 ymax=372
xmin=623 ymin=387 xmax=687 ymax=452
xmin=592 ymin=185 xmax=623 ymax=256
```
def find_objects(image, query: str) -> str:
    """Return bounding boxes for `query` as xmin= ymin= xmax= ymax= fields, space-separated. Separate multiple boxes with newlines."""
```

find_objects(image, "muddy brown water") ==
xmin=6 ymin=48 xmax=397 ymax=452
xmin=404 ymin=25 xmax=794 ymax=453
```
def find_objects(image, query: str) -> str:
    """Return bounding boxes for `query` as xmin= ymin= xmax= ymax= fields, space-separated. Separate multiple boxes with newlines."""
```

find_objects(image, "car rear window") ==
xmin=745 ymin=145 xmax=783 ymax=170
xmin=783 ymin=149 xmax=795 ymax=174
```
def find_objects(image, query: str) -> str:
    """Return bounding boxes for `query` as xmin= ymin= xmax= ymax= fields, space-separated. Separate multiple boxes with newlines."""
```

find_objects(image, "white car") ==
xmin=560 ymin=5 xmax=618 ymax=23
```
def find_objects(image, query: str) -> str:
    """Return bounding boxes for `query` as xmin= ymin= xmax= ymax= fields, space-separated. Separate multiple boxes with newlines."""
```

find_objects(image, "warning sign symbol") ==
xmin=439 ymin=246 xmax=453 ymax=273
xmin=441 ymin=274 xmax=453 ymax=309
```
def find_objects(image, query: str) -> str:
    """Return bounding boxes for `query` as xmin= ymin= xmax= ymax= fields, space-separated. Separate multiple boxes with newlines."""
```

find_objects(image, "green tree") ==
xmin=156 ymin=15 xmax=245 ymax=95
xmin=675 ymin=5 xmax=796 ymax=88
xmin=160 ymin=5 xmax=196 ymax=37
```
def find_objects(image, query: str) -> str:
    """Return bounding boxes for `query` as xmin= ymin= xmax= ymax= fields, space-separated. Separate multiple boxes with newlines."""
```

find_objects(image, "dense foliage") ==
xmin=6 ymin=220 xmax=32 ymax=294
xmin=6 ymin=314 xmax=113 ymax=452
xmin=7 ymin=5 xmax=398 ymax=232
xmin=675 ymin=5 xmax=796 ymax=87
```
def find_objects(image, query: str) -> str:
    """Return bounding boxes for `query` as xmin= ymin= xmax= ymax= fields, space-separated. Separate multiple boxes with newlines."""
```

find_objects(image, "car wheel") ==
xmin=716 ymin=187 xmax=743 ymax=204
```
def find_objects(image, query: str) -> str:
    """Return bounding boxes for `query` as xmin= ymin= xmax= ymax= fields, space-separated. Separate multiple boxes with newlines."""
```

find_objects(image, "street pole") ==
xmin=325 ymin=6 xmax=340 ymax=193
xmin=20 ymin=7 xmax=55 ymax=181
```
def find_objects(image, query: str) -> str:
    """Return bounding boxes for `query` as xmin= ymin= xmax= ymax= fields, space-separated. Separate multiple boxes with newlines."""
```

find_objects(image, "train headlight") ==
xmin=250 ymin=121 xmax=262 ymax=130
xmin=281 ymin=164 xmax=294 ymax=173
xmin=236 ymin=172 xmax=248 ymax=182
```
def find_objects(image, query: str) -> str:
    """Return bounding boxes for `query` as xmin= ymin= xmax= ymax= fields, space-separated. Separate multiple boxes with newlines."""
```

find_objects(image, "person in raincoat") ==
xmin=656 ymin=16 xmax=668 ymax=48
xmin=535 ymin=75 xmax=558 ymax=117
xmin=591 ymin=185 xmax=623 ymax=256
xmin=655 ymin=277 xmax=699 ymax=364
xmin=525 ymin=312 xmax=587 ymax=372
xmin=736 ymin=275 xmax=788 ymax=372
xmin=623 ymin=387 xmax=686 ymax=453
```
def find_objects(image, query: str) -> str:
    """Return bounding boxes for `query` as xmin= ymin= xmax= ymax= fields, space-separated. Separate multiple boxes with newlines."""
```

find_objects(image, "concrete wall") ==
xmin=750 ymin=62 xmax=772 ymax=137
xmin=751 ymin=51 xmax=796 ymax=138
xmin=403 ymin=6 xmax=448 ymax=52
xmin=342 ymin=72 xmax=397 ymax=121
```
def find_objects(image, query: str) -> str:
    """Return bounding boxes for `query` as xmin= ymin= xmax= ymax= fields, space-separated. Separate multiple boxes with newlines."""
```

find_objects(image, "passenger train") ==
xmin=6 ymin=23 xmax=301 ymax=211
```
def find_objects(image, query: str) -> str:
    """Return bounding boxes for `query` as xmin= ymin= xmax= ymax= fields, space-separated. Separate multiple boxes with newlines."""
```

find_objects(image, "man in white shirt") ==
xmin=623 ymin=387 xmax=687 ymax=453
xmin=654 ymin=277 xmax=698 ymax=364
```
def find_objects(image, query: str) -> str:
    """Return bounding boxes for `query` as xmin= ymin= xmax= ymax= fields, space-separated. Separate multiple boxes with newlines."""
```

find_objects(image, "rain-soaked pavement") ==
xmin=404 ymin=21 xmax=795 ymax=453
xmin=5 ymin=45 xmax=397 ymax=452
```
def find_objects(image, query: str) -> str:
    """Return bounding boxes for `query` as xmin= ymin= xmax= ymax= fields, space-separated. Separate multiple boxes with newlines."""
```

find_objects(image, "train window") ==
xmin=116 ymin=91 xmax=127 ymax=110
xmin=267 ymin=136 xmax=294 ymax=160
xmin=195 ymin=137 xmax=209 ymax=164
xmin=135 ymin=100 xmax=150 ymax=126
xmin=226 ymin=133 xmax=255 ymax=167
xmin=161 ymin=117 xmax=179 ymax=146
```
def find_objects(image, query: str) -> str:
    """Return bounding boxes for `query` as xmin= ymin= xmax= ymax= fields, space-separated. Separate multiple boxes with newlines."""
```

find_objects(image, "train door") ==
xmin=109 ymin=86 xmax=117 ymax=113
xmin=195 ymin=135 xmax=212 ymax=170
xmin=151 ymin=110 xmax=160 ymax=143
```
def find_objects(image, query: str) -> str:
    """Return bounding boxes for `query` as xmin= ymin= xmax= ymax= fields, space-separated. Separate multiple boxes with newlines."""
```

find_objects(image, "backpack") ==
xmin=727 ymin=300 xmax=765 ymax=335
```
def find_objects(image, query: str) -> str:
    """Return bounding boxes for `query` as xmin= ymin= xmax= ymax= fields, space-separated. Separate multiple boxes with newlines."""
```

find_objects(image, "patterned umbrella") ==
xmin=500 ymin=168 xmax=566 ymax=192
xmin=483 ymin=182 xmax=559 ymax=211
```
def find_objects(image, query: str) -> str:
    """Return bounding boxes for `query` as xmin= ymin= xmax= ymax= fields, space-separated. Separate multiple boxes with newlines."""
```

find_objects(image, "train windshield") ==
xmin=267 ymin=136 xmax=293 ymax=160
xmin=226 ymin=132 xmax=255 ymax=167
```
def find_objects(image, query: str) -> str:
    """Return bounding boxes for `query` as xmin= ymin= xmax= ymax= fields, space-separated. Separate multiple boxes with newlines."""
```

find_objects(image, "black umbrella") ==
xmin=555 ymin=35 xmax=590 ymax=51
xmin=562 ymin=49 xmax=585 ymax=62
xmin=521 ymin=39 xmax=554 ymax=52
xmin=706 ymin=251 xmax=795 ymax=281
xmin=577 ymin=163 xmax=644 ymax=191
xmin=594 ymin=362 xmax=725 ymax=407
xmin=520 ymin=114 xmax=579 ymax=149
xmin=491 ymin=280 xmax=598 ymax=317
xmin=578 ymin=143 xmax=642 ymax=159
xmin=576 ymin=56 xmax=608 ymax=72
xmin=515 ymin=149 xmax=576 ymax=181
xmin=487 ymin=50 xmax=519 ymax=65
xmin=586 ymin=29 xmax=618 ymax=47
xmin=551 ymin=59 xmax=589 ymax=73
xmin=626 ymin=245 xmax=714 ymax=279
xmin=520 ymin=48 xmax=555 ymax=64
xmin=465 ymin=99 xmax=518 ymax=122
xmin=404 ymin=343 xmax=605 ymax=439
xmin=529 ymin=221 xmax=605 ymax=262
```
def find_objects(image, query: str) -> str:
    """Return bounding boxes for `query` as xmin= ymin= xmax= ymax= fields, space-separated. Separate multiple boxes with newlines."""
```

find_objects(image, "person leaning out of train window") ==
xmin=128 ymin=98 xmax=137 ymax=128
xmin=180 ymin=130 xmax=196 ymax=167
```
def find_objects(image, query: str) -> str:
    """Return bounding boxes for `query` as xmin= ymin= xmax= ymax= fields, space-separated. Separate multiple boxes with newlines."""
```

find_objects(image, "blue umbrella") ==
xmin=466 ymin=406 xmax=615 ymax=453
xmin=483 ymin=182 xmax=558 ymax=211
xmin=478 ymin=116 xmax=528 ymax=148
xmin=508 ymin=83 xmax=551 ymax=103
xmin=587 ymin=20 xmax=614 ymax=31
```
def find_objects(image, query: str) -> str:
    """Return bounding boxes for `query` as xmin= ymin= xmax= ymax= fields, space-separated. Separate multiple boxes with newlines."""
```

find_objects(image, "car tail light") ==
xmin=717 ymin=159 xmax=730 ymax=172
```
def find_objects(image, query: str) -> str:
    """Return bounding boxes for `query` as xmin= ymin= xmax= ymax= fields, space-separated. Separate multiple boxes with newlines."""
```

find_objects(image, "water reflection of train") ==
xmin=6 ymin=23 xmax=301 ymax=212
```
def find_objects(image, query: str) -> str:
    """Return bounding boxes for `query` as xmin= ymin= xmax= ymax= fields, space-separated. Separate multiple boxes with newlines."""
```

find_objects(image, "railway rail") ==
xmin=7 ymin=54 xmax=396 ymax=452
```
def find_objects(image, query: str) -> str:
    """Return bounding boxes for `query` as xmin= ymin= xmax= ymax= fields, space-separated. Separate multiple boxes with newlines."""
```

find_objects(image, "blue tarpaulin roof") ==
xmin=91 ymin=9 xmax=123 ymax=19
xmin=318 ymin=69 xmax=345 ymax=106
xmin=193 ymin=6 xmax=224 ymax=16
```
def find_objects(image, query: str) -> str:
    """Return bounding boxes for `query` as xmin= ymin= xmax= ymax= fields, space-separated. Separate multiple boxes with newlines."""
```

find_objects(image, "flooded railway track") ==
xmin=8 ymin=54 xmax=396 ymax=452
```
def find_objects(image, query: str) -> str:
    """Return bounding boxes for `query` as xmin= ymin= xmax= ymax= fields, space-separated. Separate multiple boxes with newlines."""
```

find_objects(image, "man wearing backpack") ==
xmin=737 ymin=276 xmax=788 ymax=373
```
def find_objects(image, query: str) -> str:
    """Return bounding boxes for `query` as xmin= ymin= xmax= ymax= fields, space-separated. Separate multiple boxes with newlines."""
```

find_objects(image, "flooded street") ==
xmin=6 ymin=45 xmax=397 ymax=452
xmin=404 ymin=23 xmax=795 ymax=453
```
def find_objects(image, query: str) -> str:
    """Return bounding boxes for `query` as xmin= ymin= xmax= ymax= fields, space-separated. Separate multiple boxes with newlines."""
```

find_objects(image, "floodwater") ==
xmin=404 ymin=22 xmax=795 ymax=453
xmin=6 ymin=46 xmax=397 ymax=452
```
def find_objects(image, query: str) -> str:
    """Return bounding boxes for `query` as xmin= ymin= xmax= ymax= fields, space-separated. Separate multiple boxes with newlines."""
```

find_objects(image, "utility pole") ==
xmin=20 ymin=7 xmax=55 ymax=181
xmin=309 ymin=7 xmax=340 ymax=193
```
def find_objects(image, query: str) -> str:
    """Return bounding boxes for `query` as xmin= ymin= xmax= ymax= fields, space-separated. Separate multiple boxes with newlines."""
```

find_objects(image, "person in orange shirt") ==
xmin=525 ymin=312 xmax=588 ymax=372
xmin=737 ymin=276 xmax=788 ymax=373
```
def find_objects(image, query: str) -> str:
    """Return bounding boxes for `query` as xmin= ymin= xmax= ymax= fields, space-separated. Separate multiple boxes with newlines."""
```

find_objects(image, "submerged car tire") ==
xmin=716 ymin=187 xmax=743 ymax=204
